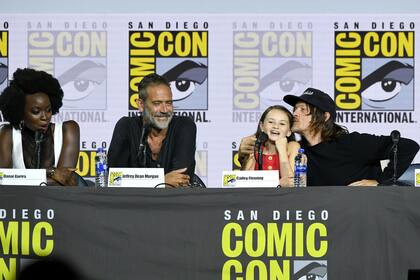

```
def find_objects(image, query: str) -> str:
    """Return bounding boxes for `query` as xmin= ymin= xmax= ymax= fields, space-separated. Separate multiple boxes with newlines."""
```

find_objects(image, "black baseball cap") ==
xmin=283 ymin=88 xmax=337 ymax=121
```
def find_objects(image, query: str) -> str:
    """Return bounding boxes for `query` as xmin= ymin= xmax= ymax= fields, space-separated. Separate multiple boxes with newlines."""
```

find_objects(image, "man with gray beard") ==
xmin=108 ymin=73 xmax=196 ymax=187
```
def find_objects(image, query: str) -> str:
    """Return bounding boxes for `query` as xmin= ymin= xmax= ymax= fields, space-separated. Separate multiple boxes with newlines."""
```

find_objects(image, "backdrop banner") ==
xmin=1 ymin=186 xmax=420 ymax=279
xmin=0 ymin=15 xmax=419 ymax=186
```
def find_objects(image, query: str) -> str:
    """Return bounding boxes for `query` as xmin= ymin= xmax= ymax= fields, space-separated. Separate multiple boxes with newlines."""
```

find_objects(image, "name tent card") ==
xmin=0 ymin=169 xmax=46 ymax=186
xmin=108 ymin=168 xmax=165 ymax=188
xmin=222 ymin=170 xmax=279 ymax=188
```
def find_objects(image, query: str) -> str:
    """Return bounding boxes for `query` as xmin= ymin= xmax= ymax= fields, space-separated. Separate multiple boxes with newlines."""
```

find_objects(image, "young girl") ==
xmin=241 ymin=105 xmax=300 ymax=187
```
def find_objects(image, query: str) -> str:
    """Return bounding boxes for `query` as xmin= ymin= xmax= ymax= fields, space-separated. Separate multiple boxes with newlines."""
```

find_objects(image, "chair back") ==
xmin=74 ymin=173 xmax=95 ymax=187
xmin=398 ymin=163 xmax=420 ymax=186
xmin=190 ymin=174 xmax=206 ymax=188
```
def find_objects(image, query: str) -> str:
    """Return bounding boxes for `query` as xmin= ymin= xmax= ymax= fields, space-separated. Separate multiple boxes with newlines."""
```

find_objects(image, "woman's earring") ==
xmin=19 ymin=121 xmax=24 ymax=130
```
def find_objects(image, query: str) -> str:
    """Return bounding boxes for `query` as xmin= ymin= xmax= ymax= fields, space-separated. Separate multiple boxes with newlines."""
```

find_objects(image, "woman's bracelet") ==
xmin=47 ymin=167 xmax=56 ymax=178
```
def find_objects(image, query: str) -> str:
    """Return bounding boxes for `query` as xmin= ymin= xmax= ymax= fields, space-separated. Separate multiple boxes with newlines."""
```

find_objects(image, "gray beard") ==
xmin=143 ymin=108 xmax=173 ymax=130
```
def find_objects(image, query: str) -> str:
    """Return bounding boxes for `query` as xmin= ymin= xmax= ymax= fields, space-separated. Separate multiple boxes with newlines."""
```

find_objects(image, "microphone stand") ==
xmin=392 ymin=142 xmax=398 ymax=186
xmin=254 ymin=132 xmax=268 ymax=170
xmin=35 ymin=143 xmax=41 ymax=169
xmin=137 ymin=124 xmax=149 ymax=168
xmin=142 ymin=136 xmax=147 ymax=168
xmin=258 ymin=143 xmax=263 ymax=170
xmin=253 ymin=143 xmax=260 ymax=170
xmin=34 ymin=131 xmax=45 ymax=169
xmin=390 ymin=130 xmax=400 ymax=186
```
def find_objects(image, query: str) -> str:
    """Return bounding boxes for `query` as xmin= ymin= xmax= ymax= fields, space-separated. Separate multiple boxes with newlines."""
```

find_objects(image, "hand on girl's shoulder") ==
xmin=287 ymin=141 xmax=300 ymax=151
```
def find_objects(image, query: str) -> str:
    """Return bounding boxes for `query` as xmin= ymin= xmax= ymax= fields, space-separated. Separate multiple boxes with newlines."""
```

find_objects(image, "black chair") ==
xmin=190 ymin=174 xmax=206 ymax=188
xmin=75 ymin=173 xmax=95 ymax=187
xmin=408 ymin=269 xmax=420 ymax=280
xmin=397 ymin=163 xmax=420 ymax=186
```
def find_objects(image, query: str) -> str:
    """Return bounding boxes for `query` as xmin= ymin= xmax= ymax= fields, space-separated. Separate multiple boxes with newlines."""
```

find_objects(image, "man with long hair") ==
xmin=239 ymin=88 xmax=419 ymax=186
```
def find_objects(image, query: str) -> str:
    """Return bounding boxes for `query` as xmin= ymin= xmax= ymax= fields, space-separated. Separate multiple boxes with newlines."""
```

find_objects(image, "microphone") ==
xmin=137 ymin=123 xmax=150 ymax=167
xmin=34 ymin=130 xmax=45 ymax=169
xmin=256 ymin=131 xmax=268 ymax=145
xmin=390 ymin=130 xmax=400 ymax=186
xmin=254 ymin=132 xmax=268 ymax=170
xmin=391 ymin=130 xmax=400 ymax=145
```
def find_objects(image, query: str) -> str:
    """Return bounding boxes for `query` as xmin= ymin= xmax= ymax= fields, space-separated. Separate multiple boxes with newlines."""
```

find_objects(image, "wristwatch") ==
xmin=47 ymin=167 xmax=56 ymax=178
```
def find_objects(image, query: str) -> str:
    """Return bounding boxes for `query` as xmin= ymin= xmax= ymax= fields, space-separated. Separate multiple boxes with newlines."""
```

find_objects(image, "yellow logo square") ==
xmin=109 ymin=172 xmax=123 ymax=186
xmin=415 ymin=169 xmax=420 ymax=187
xmin=223 ymin=174 xmax=237 ymax=186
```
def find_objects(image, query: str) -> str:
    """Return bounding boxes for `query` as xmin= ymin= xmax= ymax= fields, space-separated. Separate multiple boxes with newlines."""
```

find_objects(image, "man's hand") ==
xmin=348 ymin=179 xmax=378 ymax=187
xmin=238 ymin=135 xmax=257 ymax=166
xmin=165 ymin=168 xmax=190 ymax=188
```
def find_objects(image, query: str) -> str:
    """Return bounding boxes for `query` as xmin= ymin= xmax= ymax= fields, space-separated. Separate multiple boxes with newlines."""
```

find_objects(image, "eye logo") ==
xmin=415 ymin=169 xmax=420 ymax=187
xmin=361 ymin=60 xmax=414 ymax=110
xmin=223 ymin=174 xmax=237 ymax=186
xmin=58 ymin=60 xmax=106 ymax=102
xmin=293 ymin=262 xmax=327 ymax=280
xmin=162 ymin=60 xmax=208 ymax=102
xmin=259 ymin=60 xmax=312 ymax=108
xmin=109 ymin=172 xmax=123 ymax=186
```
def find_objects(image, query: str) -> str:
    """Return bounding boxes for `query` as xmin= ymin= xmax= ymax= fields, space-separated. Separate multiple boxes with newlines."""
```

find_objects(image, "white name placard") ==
xmin=108 ymin=168 xmax=165 ymax=188
xmin=0 ymin=169 xmax=46 ymax=186
xmin=222 ymin=170 xmax=279 ymax=188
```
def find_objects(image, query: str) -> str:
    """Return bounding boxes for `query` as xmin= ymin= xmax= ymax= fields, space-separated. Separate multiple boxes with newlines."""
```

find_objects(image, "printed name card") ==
xmin=0 ymin=169 xmax=46 ymax=186
xmin=222 ymin=170 xmax=279 ymax=188
xmin=416 ymin=169 xmax=420 ymax=187
xmin=108 ymin=168 xmax=165 ymax=188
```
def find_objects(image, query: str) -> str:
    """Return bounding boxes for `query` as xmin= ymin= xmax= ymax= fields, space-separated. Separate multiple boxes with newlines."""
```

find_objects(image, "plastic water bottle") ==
xmin=294 ymin=148 xmax=307 ymax=187
xmin=95 ymin=147 xmax=108 ymax=187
